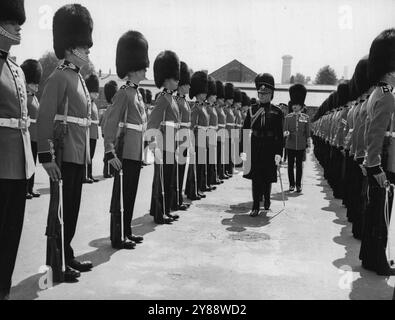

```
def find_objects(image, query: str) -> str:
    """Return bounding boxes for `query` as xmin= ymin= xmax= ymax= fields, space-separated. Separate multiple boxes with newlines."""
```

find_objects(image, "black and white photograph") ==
xmin=1 ymin=0 xmax=395 ymax=306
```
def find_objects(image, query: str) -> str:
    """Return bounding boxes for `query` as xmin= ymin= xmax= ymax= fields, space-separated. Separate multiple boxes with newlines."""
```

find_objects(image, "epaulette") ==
xmin=379 ymin=83 xmax=393 ymax=94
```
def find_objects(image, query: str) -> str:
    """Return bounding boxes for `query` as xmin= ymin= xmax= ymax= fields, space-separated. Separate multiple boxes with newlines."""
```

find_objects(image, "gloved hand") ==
xmin=284 ymin=131 xmax=290 ymax=137
xmin=109 ymin=156 xmax=122 ymax=171
xmin=154 ymin=148 xmax=163 ymax=164
xmin=359 ymin=164 xmax=367 ymax=177
xmin=240 ymin=152 xmax=247 ymax=162
xmin=275 ymin=154 xmax=282 ymax=166
xmin=374 ymin=171 xmax=388 ymax=188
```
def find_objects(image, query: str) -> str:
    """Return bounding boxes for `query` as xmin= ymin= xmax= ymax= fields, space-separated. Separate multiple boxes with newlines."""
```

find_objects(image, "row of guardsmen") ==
xmin=0 ymin=1 xmax=266 ymax=295
xmin=312 ymin=28 xmax=395 ymax=300
xmin=0 ymin=1 xmax=311 ymax=298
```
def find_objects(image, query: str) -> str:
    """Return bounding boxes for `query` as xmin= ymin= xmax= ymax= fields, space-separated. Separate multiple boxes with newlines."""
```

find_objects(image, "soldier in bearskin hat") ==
xmin=0 ymin=0 xmax=35 ymax=300
xmin=233 ymin=88 xmax=243 ymax=168
xmin=101 ymin=80 xmax=118 ymax=178
xmin=224 ymin=83 xmax=236 ymax=177
xmin=174 ymin=61 xmax=195 ymax=204
xmin=21 ymin=59 xmax=43 ymax=200
xmin=104 ymin=30 xmax=149 ymax=248
xmin=190 ymin=71 xmax=213 ymax=196
xmin=84 ymin=73 xmax=100 ymax=183
xmin=37 ymin=3 xmax=94 ymax=282
xmin=215 ymin=80 xmax=229 ymax=180
xmin=241 ymin=73 xmax=284 ymax=216
xmin=206 ymin=76 xmax=222 ymax=186
xmin=360 ymin=29 xmax=395 ymax=276
xmin=148 ymin=50 xmax=181 ymax=224
xmin=283 ymin=84 xmax=310 ymax=193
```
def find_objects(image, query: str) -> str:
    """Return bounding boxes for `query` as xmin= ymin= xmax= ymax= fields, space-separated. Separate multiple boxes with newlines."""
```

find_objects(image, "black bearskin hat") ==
xmin=138 ymin=87 xmax=146 ymax=103
xmin=179 ymin=61 xmax=192 ymax=86
xmin=207 ymin=76 xmax=217 ymax=97
xmin=242 ymin=92 xmax=251 ymax=106
xmin=255 ymin=73 xmax=275 ymax=91
xmin=337 ymin=82 xmax=350 ymax=106
xmin=216 ymin=80 xmax=224 ymax=99
xmin=146 ymin=89 xmax=152 ymax=104
xmin=53 ymin=4 xmax=93 ymax=59
xmin=0 ymin=0 xmax=25 ymax=25
xmin=154 ymin=50 xmax=180 ymax=88
xmin=104 ymin=80 xmax=118 ymax=103
xmin=289 ymin=84 xmax=307 ymax=107
xmin=233 ymin=88 xmax=242 ymax=103
xmin=21 ymin=59 xmax=42 ymax=85
xmin=85 ymin=74 xmax=99 ymax=93
xmin=224 ymin=83 xmax=234 ymax=100
xmin=189 ymin=71 xmax=208 ymax=99
xmin=353 ymin=56 xmax=371 ymax=97
xmin=116 ymin=30 xmax=149 ymax=79
xmin=368 ymin=28 xmax=395 ymax=84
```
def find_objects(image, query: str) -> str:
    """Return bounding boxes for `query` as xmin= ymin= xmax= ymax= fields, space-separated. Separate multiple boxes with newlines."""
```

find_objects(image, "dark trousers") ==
xmin=287 ymin=149 xmax=304 ymax=188
xmin=217 ymin=141 xmax=226 ymax=178
xmin=0 ymin=179 xmax=26 ymax=295
xmin=207 ymin=144 xmax=217 ymax=185
xmin=27 ymin=141 xmax=37 ymax=194
xmin=110 ymin=159 xmax=142 ymax=238
xmin=60 ymin=163 xmax=84 ymax=263
xmin=359 ymin=173 xmax=394 ymax=274
xmin=196 ymin=146 xmax=208 ymax=192
xmin=87 ymin=139 xmax=97 ymax=179
xmin=252 ymin=179 xmax=272 ymax=210
xmin=225 ymin=137 xmax=234 ymax=175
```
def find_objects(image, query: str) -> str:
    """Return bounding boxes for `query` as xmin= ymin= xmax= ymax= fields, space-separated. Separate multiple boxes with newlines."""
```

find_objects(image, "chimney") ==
xmin=281 ymin=55 xmax=293 ymax=84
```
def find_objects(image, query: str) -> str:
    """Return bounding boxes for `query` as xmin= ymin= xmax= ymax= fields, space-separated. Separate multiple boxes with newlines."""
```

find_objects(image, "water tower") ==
xmin=281 ymin=55 xmax=293 ymax=84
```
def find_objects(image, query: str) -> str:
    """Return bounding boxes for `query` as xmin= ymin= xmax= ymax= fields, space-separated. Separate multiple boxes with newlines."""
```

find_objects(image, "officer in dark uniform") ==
xmin=21 ymin=59 xmax=43 ymax=199
xmin=0 ymin=0 xmax=35 ymax=300
xmin=148 ymin=50 xmax=181 ymax=224
xmin=241 ymin=73 xmax=284 ymax=216
xmin=233 ymin=88 xmax=243 ymax=168
xmin=37 ymin=4 xmax=94 ymax=282
xmin=360 ymin=29 xmax=395 ymax=276
xmin=104 ymin=30 xmax=149 ymax=248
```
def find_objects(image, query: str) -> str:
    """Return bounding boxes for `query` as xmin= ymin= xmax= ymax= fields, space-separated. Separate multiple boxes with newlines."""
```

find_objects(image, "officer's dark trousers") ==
xmin=87 ymin=138 xmax=97 ymax=179
xmin=287 ymin=149 xmax=304 ymax=188
xmin=60 ymin=163 xmax=84 ymax=263
xmin=196 ymin=146 xmax=208 ymax=192
xmin=226 ymin=136 xmax=234 ymax=175
xmin=252 ymin=179 xmax=272 ymax=210
xmin=207 ymin=144 xmax=217 ymax=185
xmin=110 ymin=159 xmax=142 ymax=237
xmin=359 ymin=173 xmax=394 ymax=274
xmin=27 ymin=141 xmax=38 ymax=194
xmin=0 ymin=179 xmax=26 ymax=296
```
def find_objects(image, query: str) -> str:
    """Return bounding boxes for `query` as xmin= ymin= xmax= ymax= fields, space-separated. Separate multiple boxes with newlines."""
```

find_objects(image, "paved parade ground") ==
xmin=10 ymin=142 xmax=395 ymax=300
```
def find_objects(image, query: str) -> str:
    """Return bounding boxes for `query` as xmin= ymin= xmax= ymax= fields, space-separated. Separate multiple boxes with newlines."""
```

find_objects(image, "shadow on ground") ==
xmin=311 ymin=153 xmax=394 ymax=300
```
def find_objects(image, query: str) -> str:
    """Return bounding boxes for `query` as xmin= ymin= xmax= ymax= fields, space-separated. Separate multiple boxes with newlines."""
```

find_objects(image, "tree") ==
xmin=314 ymin=65 xmax=338 ymax=85
xmin=294 ymin=73 xmax=306 ymax=84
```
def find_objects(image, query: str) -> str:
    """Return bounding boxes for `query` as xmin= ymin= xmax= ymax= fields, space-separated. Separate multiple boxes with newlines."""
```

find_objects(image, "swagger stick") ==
xmin=58 ymin=180 xmax=66 ymax=273
xmin=278 ymin=166 xmax=286 ymax=207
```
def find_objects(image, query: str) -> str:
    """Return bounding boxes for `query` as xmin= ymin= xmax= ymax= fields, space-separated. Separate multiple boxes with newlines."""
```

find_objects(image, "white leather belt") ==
xmin=218 ymin=124 xmax=226 ymax=128
xmin=208 ymin=126 xmax=218 ymax=130
xmin=30 ymin=119 xmax=37 ymax=124
xmin=180 ymin=122 xmax=191 ymax=128
xmin=90 ymin=120 xmax=99 ymax=125
xmin=161 ymin=121 xmax=179 ymax=129
xmin=226 ymin=123 xmax=234 ymax=127
xmin=119 ymin=122 xmax=146 ymax=132
xmin=54 ymin=114 xmax=91 ymax=127
xmin=349 ymin=129 xmax=354 ymax=133
xmin=385 ymin=131 xmax=395 ymax=137
xmin=196 ymin=125 xmax=208 ymax=130
xmin=0 ymin=117 xmax=30 ymax=129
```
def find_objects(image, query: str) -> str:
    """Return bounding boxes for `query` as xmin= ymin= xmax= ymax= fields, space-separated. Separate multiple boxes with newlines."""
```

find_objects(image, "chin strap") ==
xmin=0 ymin=25 xmax=21 ymax=42
xmin=72 ymin=49 xmax=90 ymax=63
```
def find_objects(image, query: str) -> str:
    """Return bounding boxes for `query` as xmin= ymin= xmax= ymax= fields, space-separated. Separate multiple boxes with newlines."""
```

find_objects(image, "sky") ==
xmin=11 ymin=0 xmax=395 ymax=82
